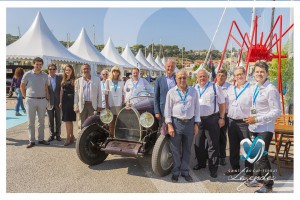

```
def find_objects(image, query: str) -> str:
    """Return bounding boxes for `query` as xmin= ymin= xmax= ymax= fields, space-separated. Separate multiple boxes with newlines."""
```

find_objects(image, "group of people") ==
xmin=15 ymin=56 xmax=281 ymax=193
xmin=19 ymin=57 xmax=154 ymax=148
xmin=155 ymin=60 xmax=281 ymax=193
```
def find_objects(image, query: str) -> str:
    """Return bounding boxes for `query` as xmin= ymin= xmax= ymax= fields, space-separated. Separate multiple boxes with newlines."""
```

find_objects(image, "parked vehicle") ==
xmin=76 ymin=91 xmax=173 ymax=176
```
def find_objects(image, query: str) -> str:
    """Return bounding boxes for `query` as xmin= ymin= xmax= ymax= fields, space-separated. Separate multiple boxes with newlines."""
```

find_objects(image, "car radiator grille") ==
xmin=115 ymin=109 xmax=141 ymax=142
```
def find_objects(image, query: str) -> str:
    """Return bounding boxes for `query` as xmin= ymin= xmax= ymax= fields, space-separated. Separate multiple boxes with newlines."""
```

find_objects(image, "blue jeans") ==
xmin=15 ymin=88 xmax=25 ymax=113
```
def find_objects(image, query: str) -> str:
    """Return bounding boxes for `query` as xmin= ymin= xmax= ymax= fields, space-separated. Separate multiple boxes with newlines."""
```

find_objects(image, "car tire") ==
xmin=76 ymin=124 xmax=108 ymax=165
xmin=151 ymin=134 xmax=173 ymax=177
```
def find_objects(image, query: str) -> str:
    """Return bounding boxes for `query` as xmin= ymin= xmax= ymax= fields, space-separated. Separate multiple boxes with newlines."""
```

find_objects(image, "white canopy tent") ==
xmin=155 ymin=55 xmax=165 ymax=69
xmin=101 ymin=38 xmax=135 ymax=72
xmin=121 ymin=44 xmax=148 ymax=71
xmin=161 ymin=57 xmax=167 ymax=65
xmin=69 ymin=27 xmax=115 ymax=67
xmin=6 ymin=11 xmax=85 ymax=69
xmin=147 ymin=53 xmax=164 ymax=74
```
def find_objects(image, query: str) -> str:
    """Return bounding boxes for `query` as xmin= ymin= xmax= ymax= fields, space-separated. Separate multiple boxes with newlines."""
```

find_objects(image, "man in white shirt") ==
xmin=165 ymin=70 xmax=200 ymax=183
xmin=193 ymin=69 xmax=226 ymax=178
xmin=216 ymin=69 xmax=231 ymax=166
xmin=74 ymin=64 xmax=102 ymax=129
xmin=224 ymin=66 xmax=253 ymax=178
xmin=124 ymin=68 xmax=154 ymax=104
xmin=244 ymin=61 xmax=281 ymax=193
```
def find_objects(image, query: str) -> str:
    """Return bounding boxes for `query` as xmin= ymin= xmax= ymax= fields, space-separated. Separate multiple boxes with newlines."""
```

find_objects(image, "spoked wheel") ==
xmin=76 ymin=124 xmax=108 ymax=165
xmin=151 ymin=134 xmax=173 ymax=176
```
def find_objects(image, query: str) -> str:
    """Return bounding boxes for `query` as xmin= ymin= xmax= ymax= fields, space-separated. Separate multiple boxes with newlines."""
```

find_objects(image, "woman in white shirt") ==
xmin=100 ymin=69 xmax=109 ymax=109
xmin=105 ymin=66 xmax=125 ymax=136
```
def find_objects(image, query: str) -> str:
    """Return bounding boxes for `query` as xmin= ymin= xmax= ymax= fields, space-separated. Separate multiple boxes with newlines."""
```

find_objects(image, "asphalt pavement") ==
xmin=6 ymin=97 xmax=294 ymax=194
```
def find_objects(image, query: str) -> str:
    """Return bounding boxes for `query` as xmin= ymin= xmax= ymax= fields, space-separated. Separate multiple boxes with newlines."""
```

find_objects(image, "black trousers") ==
xmin=194 ymin=114 xmax=220 ymax=173
xmin=250 ymin=131 xmax=274 ymax=188
xmin=219 ymin=113 xmax=228 ymax=158
xmin=228 ymin=118 xmax=253 ymax=175
xmin=47 ymin=104 xmax=61 ymax=137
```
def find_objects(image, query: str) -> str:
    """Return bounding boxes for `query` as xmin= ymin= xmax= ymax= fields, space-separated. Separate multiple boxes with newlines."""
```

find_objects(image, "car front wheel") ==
xmin=76 ymin=124 xmax=108 ymax=165
xmin=151 ymin=134 xmax=173 ymax=176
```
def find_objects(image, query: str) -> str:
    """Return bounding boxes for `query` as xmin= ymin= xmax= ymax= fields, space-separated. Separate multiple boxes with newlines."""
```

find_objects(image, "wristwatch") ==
xmin=194 ymin=122 xmax=200 ymax=126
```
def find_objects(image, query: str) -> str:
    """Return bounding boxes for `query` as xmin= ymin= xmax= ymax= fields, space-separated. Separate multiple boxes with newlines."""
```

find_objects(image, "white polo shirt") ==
xmin=124 ymin=78 xmax=154 ymax=102
xmin=217 ymin=82 xmax=231 ymax=113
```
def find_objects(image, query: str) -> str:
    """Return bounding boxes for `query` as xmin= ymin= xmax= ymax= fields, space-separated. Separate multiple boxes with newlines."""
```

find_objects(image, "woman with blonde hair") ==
xmin=11 ymin=67 xmax=26 ymax=116
xmin=59 ymin=64 xmax=76 ymax=146
xmin=105 ymin=66 xmax=125 ymax=136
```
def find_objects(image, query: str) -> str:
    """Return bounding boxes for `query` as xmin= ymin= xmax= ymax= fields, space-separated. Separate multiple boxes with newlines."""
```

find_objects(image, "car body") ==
xmin=76 ymin=92 xmax=173 ymax=176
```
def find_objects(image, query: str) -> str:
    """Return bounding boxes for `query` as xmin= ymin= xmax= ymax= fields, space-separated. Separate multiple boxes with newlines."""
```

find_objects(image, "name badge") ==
xmin=250 ymin=107 xmax=257 ymax=117
xmin=232 ymin=100 xmax=238 ymax=107
xmin=199 ymin=98 xmax=203 ymax=104
xmin=181 ymin=106 xmax=188 ymax=113
xmin=113 ymin=95 xmax=118 ymax=98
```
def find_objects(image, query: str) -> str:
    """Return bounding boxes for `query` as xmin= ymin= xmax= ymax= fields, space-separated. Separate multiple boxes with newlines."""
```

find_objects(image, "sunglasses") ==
xmin=49 ymin=69 xmax=56 ymax=71
xmin=177 ymin=77 xmax=187 ymax=80
xmin=102 ymin=74 xmax=108 ymax=75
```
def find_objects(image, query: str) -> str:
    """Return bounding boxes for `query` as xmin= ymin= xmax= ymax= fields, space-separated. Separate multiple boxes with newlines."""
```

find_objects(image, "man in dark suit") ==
xmin=47 ymin=64 xmax=62 ymax=142
xmin=154 ymin=60 xmax=176 ymax=124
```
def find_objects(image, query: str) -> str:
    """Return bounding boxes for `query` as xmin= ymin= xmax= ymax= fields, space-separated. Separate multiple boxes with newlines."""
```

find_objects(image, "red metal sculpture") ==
xmin=217 ymin=15 xmax=294 ymax=114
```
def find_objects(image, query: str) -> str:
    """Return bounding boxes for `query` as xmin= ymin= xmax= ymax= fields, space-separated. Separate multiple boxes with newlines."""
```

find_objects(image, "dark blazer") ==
xmin=48 ymin=75 xmax=62 ymax=107
xmin=154 ymin=75 xmax=176 ymax=117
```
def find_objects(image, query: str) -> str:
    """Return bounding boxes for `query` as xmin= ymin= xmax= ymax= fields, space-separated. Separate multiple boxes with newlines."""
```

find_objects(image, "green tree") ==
xmin=131 ymin=44 xmax=145 ymax=54
xmin=193 ymin=64 xmax=200 ymax=71
xmin=6 ymin=34 xmax=19 ymax=46
xmin=269 ymin=44 xmax=293 ymax=110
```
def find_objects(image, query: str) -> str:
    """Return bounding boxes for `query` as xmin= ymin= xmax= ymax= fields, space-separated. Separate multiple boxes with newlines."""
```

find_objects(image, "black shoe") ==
xmin=244 ymin=179 xmax=262 ymax=187
xmin=171 ymin=175 xmax=179 ymax=183
xmin=26 ymin=142 xmax=35 ymax=148
xmin=47 ymin=136 xmax=54 ymax=142
xmin=56 ymin=136 xmax=62 ymax=141
xmin=38 ymin=140 xmax=50 ymax=145
xmin=182 ymin=174 xmax=193 ymax=182
xmin=224 ymin=169 xmax=240 ymax=176
xmin=210 ymin=171 xmax=218 ymax=178
xmin=219 ymin=158 xmax=226 ymax=166
xmin=193 ymin=164 xmax=206 ymax=170
xmin=254 ymin=186 xmax=273 ymax=193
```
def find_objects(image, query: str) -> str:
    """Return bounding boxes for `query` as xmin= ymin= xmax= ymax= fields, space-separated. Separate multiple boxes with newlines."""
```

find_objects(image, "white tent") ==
xmin=6 ymin=11 xmax=84 ymax=67
xmin=101 ymin=38 xmax=135 ymax=70
xmin=147 ymin=53 xmax=164 ymax=72
xmin=155 ymin=55 xmax=165 ymax=69
xmin=135 ymin=49 xmax=156 ymax=71
xmin=161 ymin=57 xmax=168 ymax=65
xmin=121 ymin=44 xmax=148 ymax=71
xmin=69 ymin=27 xmax=115 ymax=66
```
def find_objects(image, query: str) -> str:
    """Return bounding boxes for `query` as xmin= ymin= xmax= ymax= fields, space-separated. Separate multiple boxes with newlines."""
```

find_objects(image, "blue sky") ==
xmin=6 ymin=7 xmax=292 ymax=50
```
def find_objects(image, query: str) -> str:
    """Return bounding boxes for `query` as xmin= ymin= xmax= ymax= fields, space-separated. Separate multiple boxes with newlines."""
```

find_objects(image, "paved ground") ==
xmin=6 ymin=96 xmax=294 ymax=194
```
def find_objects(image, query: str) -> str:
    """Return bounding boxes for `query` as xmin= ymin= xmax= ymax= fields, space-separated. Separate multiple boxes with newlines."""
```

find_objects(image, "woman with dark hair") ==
xmin=11 ymin=67 xmax=26 ymax=116
xmin=59 ymin=65 xmax=76 ymax=146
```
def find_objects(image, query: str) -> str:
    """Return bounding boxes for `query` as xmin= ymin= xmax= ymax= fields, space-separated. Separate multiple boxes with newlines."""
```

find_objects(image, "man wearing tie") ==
xmin=47 ymin=64 xmax=62 ymax=142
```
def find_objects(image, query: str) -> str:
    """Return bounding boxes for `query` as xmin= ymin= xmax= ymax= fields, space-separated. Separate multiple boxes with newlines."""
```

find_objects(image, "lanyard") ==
xmin=102 ymin=81 xmax=105 ymax=89
xmin=253 ymin=85 xmax=259 ymax=105
xmin=234 ymin=82 xmax=249 ymax=100
xmin=132 ymin=79 xmax=139 ymax=90
xmin=176 ymin=87 xmax=189 ymax=105
xmin=112 ymin=80 xmax=118 ymax=92
xmin=197 ymin=82 xmax=210 ymax=98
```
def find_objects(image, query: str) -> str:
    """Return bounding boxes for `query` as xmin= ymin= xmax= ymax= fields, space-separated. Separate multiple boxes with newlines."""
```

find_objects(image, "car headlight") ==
xmin=100 ymin=109 xmax=113 ymax=124
xmin=139 ymin=112 xmax=154 ymax=128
